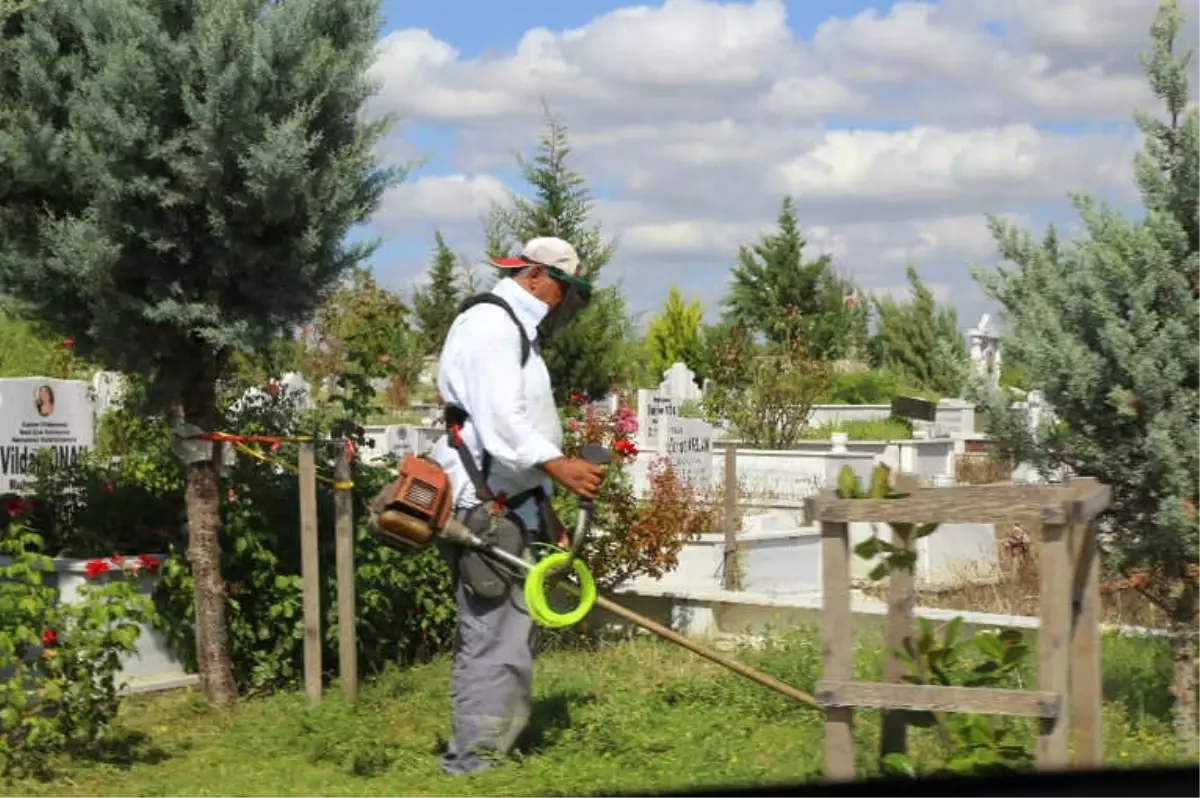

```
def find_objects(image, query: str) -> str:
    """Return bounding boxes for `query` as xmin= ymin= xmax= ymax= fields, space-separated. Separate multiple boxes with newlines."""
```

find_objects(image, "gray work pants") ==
xmin=440 ymin=509 xmax=537 ymax=776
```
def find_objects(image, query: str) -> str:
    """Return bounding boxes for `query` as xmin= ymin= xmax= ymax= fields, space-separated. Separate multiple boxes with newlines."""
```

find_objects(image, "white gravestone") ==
xmin=637 ymin=362 xmax=702 ymax=449
xmin=0 ymin=377 xmax=95 ymax=495
xmin=663 ymin=416 xmax=714 ymax=493
xmin=90 ymin=370 xmax=127 ymax=416
xmin=967 ymin=313 xmax=1002 ymax=388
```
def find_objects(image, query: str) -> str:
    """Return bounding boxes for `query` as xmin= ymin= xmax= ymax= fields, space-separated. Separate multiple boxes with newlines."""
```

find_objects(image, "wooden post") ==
xmin=1069 ymin=512 xmax=1102 ymax=767
xmin=1037 ymin=520 xmax=1070 ymax=768
xmin=821 ymin=520 xmax=855 ymax=780
xmin=881 ymin=475 xmax=919 ymax=757
xmin=299 ymin=443 xmax=322 ymax=706
xmin=334 ymin=454 xmax=357 ymax=702
xmin=723 ymin=446 xmax=741 ymax=591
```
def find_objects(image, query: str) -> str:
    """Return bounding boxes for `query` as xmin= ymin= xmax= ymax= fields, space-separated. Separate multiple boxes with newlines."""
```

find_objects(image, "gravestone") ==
xmin=637 ymin=362 xmax=702 ymax=449
xmin=663 ymin=416 xmax=714 ymax=492
xmin=90 ymin=371 xmax=127 ymax=416
xmin=279 ymin=371 xmax=314 ymax=410
xmin=0 ymin=377 xmax=95 ymax=495
xmin=967 ymin=313 xmax=1002 ymax=388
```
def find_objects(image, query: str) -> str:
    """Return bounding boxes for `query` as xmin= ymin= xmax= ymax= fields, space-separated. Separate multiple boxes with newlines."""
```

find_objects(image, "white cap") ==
xmin=490 ymin=237 xmax=587 ymax=286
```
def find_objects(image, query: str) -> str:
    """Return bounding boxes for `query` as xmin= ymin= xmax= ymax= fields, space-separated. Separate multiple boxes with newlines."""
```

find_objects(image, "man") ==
xmin=432 ymin=236 xmax=608 ymax=776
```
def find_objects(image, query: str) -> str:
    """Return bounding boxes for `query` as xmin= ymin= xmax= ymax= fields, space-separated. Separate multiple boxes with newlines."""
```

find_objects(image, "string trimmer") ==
xmin=371 ymin=448 xmax=817 ymax=708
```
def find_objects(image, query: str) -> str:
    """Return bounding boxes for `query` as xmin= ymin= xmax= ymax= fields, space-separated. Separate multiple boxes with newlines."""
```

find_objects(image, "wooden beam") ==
xmin=880 ymin=483 xmax=917 ymax=757
xmin=814 ymin=680 xmax=1061 ymax=719
xmin=808 ymin=485 xmax=1073 ymax=524
xmin=821 ymin=521 xmax=855 ymax=780
xmin=1070 ymin=482 xmax=1113 ymax=525
xmin=723 ymin=446 xmax=741 ymax=591
xmin=1070 ymin=521 xmax=1103 ymax=767
xmin=298 ymin=443 xmax=322 ymax=706
xmin=334 ymin=455 xmax=358 ymax=703
xmin=1037 ymin=521 xmax=1071 ymax=768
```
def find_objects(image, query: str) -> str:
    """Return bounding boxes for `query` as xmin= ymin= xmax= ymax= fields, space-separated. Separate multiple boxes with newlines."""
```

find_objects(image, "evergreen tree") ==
xmin=724 ymin=196 xmax=865 ymax=359
xmin=970 ymin=0 xmax=1199 ymax=747
xmin=867 ymin=265 xmax=967 ymax=397
xmin=0 ymin=0 xmax=397 ymax=706
xmin=643 ymin=285 xmax=705 ymax=384
xmin=485 ymin=107 xmax=632 ymax=401
xmin=412 ymin=231 xmax=463 ymax=355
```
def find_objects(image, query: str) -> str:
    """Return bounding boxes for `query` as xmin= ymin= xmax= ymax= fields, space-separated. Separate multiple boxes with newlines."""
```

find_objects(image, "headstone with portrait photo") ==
xmin=0 ymin=377 xmax=95 ymax=495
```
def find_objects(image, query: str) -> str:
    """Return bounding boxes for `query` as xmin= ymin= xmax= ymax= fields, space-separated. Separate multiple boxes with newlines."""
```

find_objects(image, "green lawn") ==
xmin=10 ymin=627 xmax=1190 ymax=797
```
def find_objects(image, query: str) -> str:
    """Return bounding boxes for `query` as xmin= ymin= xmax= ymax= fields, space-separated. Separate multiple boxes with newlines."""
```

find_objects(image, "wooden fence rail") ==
xmin=805 ymin=476 xmax=1112 ymax=778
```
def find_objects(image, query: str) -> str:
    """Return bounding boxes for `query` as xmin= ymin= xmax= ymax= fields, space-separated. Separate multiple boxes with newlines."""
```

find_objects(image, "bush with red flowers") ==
xmin=0 ymin=511 xmax=153 ymax=777
xmin=554 ymin=393 xmax=717 ymax=590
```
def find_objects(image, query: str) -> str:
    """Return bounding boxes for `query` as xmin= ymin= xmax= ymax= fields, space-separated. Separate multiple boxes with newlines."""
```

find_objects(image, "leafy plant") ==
xmin=702 ymin=325 xmax=831 ymax=449
xmin=552 ymin=395 xmax=715 ymax=589
xmin=880 ymin=620 xmax=1035 ymax=777
xmin=836 ymin=464 xmax=1033 ymax=776
xmin=836 ymin=464 xmax=938 ymax=581
xmin=0 ymin=511 xmax=154 ymax=778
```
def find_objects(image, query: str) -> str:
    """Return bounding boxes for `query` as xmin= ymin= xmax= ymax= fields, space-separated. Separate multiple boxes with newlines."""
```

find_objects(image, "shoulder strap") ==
xmin=456 ymin=293 xmax=532 ymax=367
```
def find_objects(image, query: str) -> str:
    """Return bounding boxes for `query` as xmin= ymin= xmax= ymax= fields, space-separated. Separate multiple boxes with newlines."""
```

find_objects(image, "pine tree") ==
xmin=867 ymin=265 xmax=967 ymax=397
xmin=724 ymin=196 xmax=865 ymax=359
xmin=971 ymin=0 xmax=1199 ymax=748
xmin=412 ymin=231 xmax=463 ymax=355
xmin=643 ymin=285 xmax=705 ymax=383
xmin=485 ymin=106 xmax=632 ymax=401
xmin=0 ymin=0 xmax=397 ymax=706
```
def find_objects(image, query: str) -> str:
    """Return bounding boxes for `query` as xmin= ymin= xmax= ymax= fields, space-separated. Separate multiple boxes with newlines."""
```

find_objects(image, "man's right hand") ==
xmin=542 ymin=456 xmax=607 ymax=500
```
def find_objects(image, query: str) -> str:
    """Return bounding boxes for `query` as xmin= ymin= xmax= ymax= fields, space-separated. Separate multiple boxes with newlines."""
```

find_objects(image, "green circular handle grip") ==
xmin=524 ymin=550 xmax=597 ymax=628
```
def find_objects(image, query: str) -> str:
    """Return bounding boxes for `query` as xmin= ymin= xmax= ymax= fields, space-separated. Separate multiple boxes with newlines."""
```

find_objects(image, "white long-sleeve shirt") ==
xmin=431 ymin=278 xmax=564 ymax=523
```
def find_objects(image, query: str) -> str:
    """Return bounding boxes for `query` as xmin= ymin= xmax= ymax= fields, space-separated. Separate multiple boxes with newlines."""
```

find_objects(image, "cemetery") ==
xmin=0 ymin=1 xmax=1195 ymax=793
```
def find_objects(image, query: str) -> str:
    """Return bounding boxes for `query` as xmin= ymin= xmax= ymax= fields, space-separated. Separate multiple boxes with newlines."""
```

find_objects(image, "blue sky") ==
xmin=360 ymin=0 xmax=1173 ymax=327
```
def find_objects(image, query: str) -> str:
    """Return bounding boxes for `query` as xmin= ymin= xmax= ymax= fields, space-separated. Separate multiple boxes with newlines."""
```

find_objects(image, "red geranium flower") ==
xmin=614 ymin=439 xmax=639 ymax=459
xmin=105 ymin=483 xmax=115 ymax=494
xmin=41 ymin=629 xmax=57 ymax=647
xmin=3 ymin=496 xmax=26 ymax=518
xmin=84 ymin=559 xmax=111 ymax=579
xmin=62 ymin=338 xmax=75 ymax=350
xmin=137 ymin=554 xmax=161 ymax=573
xmin=112 ymin=553 xmax=125 ymax=565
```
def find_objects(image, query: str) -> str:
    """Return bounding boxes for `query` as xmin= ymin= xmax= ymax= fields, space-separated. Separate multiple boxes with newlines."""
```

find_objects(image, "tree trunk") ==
xmin=180 ymin=364 xmax=238 ymax=708
xmin=186 ymin=455 xmax=238 ymax=707
xmin=1169 ymin=594 xmax=1199 ymax=756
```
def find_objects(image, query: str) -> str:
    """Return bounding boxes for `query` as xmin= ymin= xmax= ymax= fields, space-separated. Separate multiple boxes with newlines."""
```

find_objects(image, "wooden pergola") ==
xmin=806 ymin=476 xmax=1113 ymax=778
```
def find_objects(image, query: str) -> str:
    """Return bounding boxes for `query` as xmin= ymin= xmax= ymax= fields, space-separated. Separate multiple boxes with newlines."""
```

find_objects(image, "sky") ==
xmin=357 ymin=0 xmax=1196 ymax=330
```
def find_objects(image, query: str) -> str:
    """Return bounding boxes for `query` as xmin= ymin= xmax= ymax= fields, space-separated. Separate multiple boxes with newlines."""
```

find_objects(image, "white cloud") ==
xmin=376 ymin=174 xmax=512 ymax=228
xmin=773 ymin=125 xmax=1136 ymax=205
xmin=363 ymin=0 xmax=1186 ymax=323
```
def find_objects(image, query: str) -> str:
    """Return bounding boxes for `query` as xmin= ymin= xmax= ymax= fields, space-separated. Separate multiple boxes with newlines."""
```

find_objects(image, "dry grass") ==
xmin=867 ymin=518 xmax=1170 ymax=629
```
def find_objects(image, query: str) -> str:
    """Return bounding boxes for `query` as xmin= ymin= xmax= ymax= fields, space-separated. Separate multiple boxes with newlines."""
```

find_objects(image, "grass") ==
xmin=9 ymin=626 xmax=1190 ymax=797
xmin=797 ymin=419 xmax=913 ymax=441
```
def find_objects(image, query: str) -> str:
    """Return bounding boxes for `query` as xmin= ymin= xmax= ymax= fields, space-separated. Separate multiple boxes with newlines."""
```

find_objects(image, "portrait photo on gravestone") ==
xmin=0 ymin=377 xmax=95 ymax=495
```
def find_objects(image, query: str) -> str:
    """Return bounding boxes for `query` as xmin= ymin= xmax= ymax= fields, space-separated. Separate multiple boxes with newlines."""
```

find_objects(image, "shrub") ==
xmin=0 ymin=508 xmax=153 ymax=778
xmin=799 ymin=418 xmax=913 ymax=441
xmin=821 ymin=369 xmax=939 ymax=405
xmin=553 ymin=395 xmax=709 ymax=589
xmin=151 ymin=387 xmax=457 ymax=694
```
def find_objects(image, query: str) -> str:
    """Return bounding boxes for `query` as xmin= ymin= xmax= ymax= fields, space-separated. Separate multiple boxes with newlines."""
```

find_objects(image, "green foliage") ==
xmin=485 ymin=107 xmax=633 ymax=401
xmin=969 ymin=0 xmax=1198 ymax=628
xmin=411 ymin=231 xmax=464 ymax=356
xmin=880 ymin=622 xmax=1035 ymax=777
xmin=643 ymin=286 xmax=705 ymax=384
xmin=0 ymin=0 xmax=401 ymax=412
xmin=0 ymin=307 xmax=94 ymax=380
xmin=702 ymin=326 xmax=830 ymax=449
xmin=867 ymin=265 xmax=967 ymax=397
xmin=724 ymin=196 xmax=867 ymax=360
xmin=839 ymin=464 xmax=1032 ymax=775
xmin=799 ymin=418 xmax=913 ymax=442
xmin=149 ymin=387 xmax=457 ymax=693
xmin=301 ymin=267 xmax=424 ymax=435
xmin=0 ymin=514 xmax=153 ymax=778
xmin=821 ymin=369 xmax=939 ymax=405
